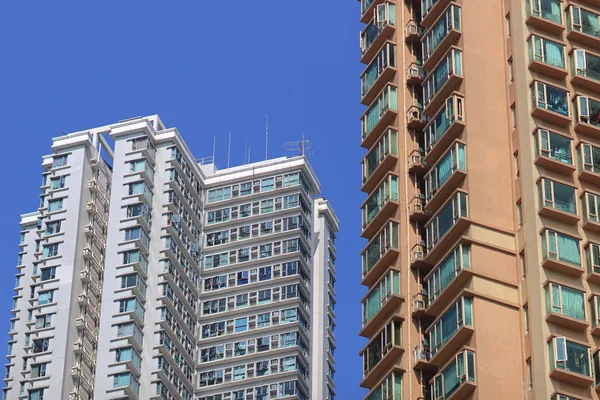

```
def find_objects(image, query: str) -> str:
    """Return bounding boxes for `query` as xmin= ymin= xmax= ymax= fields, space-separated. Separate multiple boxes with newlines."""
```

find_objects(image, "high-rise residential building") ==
xmin=359 ymin=0 xmax=600 ymax=399
xmin=3 ymin=115 xmax=338 ymax=400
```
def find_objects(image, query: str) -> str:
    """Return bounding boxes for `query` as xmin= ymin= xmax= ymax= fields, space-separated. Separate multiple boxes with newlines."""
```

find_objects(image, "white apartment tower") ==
xmin=3 ymin=115 xmax=338 ymax=400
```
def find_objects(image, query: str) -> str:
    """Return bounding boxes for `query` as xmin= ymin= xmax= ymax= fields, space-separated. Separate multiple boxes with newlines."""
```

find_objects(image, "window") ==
xmin=256 ymin=361 xmax=269 ymax=377
xmin=236 ymin=294 xmax=248 ymax=309
xmin=207 ymin=208 xmax=230 ymax=224
xmin=517 ymin=201 xmax=523 ymax=226
xmin=531 ymin=81 xmax=569 ymax=116
xmin=41 ymin=267 xmax=56 ymax=281
xmin=511 ymin=104 xmax=516 ymax=127
xmin=240 ymin=182 xmax=252 ymax=196
xmin=430 ymin=350 xmax=476 ymax=400
xmin=30 ymin=363 xmax=47 ymax=378
xmin=260 ymin=199 xmax=274 ymax=213
xmin=255 ymin=386 xmax=268 ymax=400
xmin=235 ymin=317 xmax=248 ymax=332
xmin=520 ymin=252 xmax=526 ymax=279
xmin=261 ymin=177 xmax=274 ymax=192
xmin=45 ymin=220 xmax=61 ymax=235
xmin=113 ymin=372 xmax=140 ymax=395
xmin=208 ymin=187 xmax=231 ymax=203
xmin=259 ymin=266 xmax=271 ymax=281
xmin=38 ymin=290 xmax=54 ymax=305
xmin=32 ymin=338 xmax=50 ymax=353
xmin=524 ymin=305 xmax=529 ymax=335
xmin=258 ymin=289 xmax=271 ymax=304
xmin=284 ymin=194 xmax=299 ymax=208
xmin=281 ymin=308 xmax=298 ymax=323
xmin=259 ymin=244 xmax=272 ymax=258
xmin=49 ymin=176 xmax=66 ymax=190
xmin=545 ymin=282 xmax=585 ymax=320
xmin=48 ymin=199 xmax=63 ymax=212
xmin=549 ymin=337 xmax=591 ymax=377
xmin=237 ymin=270 xmax=249 ymax=285
xmin=42 ymin=243 xmax=59 ymax=258
xmin=508 ymin=58 xmax=514 ymax=82
xmin=526 ymin=359 xmax=532 ymax=388
xmin=528 ymin=35 xmax=565 ymax=69
xmin=52 ymin=155 xmax=68 ymax=168
xmin=233 ymin=365 xmax=246 ymax=381
xmin=514 ymin=151 xmax=520 ymax=177
xmin=28 ymin=389 xmax=44 ymax=400
xmin=541 ymin=229 xmax=581 ymax=266
xmin=257 ymin=313 xmax=270 ymax=328
xmin=506 ymin=13 xmax=511 ymax=37
xmin=427 ymin=297 xmax=473 ymax=357
xmin=537 ymin=179 xmax=577 ymax=214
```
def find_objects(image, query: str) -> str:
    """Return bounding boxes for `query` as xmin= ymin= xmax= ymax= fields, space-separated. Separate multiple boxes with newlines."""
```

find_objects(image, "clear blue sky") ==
xmin=0 ymin=1 xmax=367 ymax=397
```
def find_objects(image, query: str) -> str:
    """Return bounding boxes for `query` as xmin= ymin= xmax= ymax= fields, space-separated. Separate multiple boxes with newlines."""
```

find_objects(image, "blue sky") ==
xmin=0 ymin=1 xmax=367 ymax=397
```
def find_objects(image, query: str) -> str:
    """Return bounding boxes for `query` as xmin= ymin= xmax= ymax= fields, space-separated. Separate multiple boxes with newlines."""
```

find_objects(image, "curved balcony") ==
xmin=360 ymin=2 xmax=396 ymax=64
xmin=425 ymin=142 xmax=466 ymax=213
xmin=571 ymin=49 xmax=600 ymax=92
xmin=361 ymin=175 xmax=399 ymax=239
xmin=361 ymin=85 xmax=398 ymax=149
xmin=566 ymin=5 xmax=600 ymax=50
xmin=533 ymin=129 xmax=575 ymax=176
xmin=361 ymin=221 xmax=400 ymax=286
xmin=429 ymin=350 xmax=477 ymax=400
xmin=424 ymin=93 xmax=464 ymax=165
xmin=362 ymin=129 xmax=398 ymax=193
xmin=422 ymin=4 xmax=461 ymax=72
xmin=423 ymin=48 xmax=463 ymax=117
xmin=526 ymin=0 xmax=564 ymax=35
xmin=361 ymin=43 xmax=397 ymax=106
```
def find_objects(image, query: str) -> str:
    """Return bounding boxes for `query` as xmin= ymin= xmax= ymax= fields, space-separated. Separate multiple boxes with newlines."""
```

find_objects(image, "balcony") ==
xmin=541 ymin=229 xmax=583 ymax=277
xmin=425 ymin=244 xmax=471 ymax=316
xmin=361 ymin=85 xmax=398 ymax=149
xmin=549 ymin=338 xmax=593 ymax=388
xmin=406 ymin=106 xmax=428 ymax=130
xmin=361 ymin=43 xmax=397 ymax=106
xmin=577 ymin=143 xmax=600 ymax=186
xmin=360 ymin=0 xmax=392 ymax=24
xmin=590 ymin=295 xmax=600 ymax=335
xmin=360 ymin=269 xmax=404 ymax=338
xmin=362 ymin=129 xmax=398 ymax=193
xmin=526 ymin=0 xmax=564 ymax=35
xmin=537 ymin=178 xmax=579 ymax=225
xmin=425 ymin=142 xmax=466 ymax=212
xmin=574 ymin=95 xmax=600 ymax=138
xmin=566 ymin=6 xmax=600 ymax=50
xmin=530 ymin=81 xmax=571 ymax=127
xmin=405 ymin=20 xmax=424 ymax=43
xmin=406 ymin=62 xmax=425 ymax=86
xmin=571 ymin=50 xmax=600 ymax=93
xmin=422 ymin=4 xmax=461 ymax=72
xmin=582 ymin=193 xmax=600 ymax=233
xmin=430 ymin=350 xmax=477 ymax=400
xmin=428 ymin=297 xmax=473 ymax=368
xmin=409 ymin=195 xmax=429 ymax=222
xmin=527 ymin=35 xmax=567 ymax=80
xmin=533 ymin=129 xmax=575 ymax=176
xmin=361 ymin=175 xmax=399 ymax=239
xmin=408 ymin=149 xmax=428 ymax=175
xmin=423 ymin=48 xmax=463 ymax=117
xmin=545 ymin=282 xmax=588 ymax=331
xmin=360 ymin=319 xmax=404 ymax=389
xmin=421 ymin=0 xmax=453 ymax=29
xmin=361 ymin=221 xmax=400 ymax=286
xmin=424 ymin=94 xmax=465 ymax=165
xmin=360 ymin=2 xmax=396 ymax=64
xmin=425 ymin=191 xmax=470 ymax=265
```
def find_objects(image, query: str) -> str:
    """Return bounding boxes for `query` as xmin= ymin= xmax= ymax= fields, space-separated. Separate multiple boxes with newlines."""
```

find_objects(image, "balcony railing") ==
xmin=575 ymin=95 xmax=600 ymax=131
xmin=549 ymin=337 xmax=591 ymax=379
xmin=567 ymin=6 xmax=600 ymax=39
xmin=527 ymin=0 xmax=562 ymax=25
xmin=430 ymin=349 xmax=476 ymax=400
xmin=423 ymin=49 xmax=462 ymax=109
xmin=541 ymin=229 xmax=581 ymax=267
xmin=362 ymin=175 xmax=398 ymax=229
xmin=362 ymin=319 xmax=402 ymax=377
xmin=361 ymin=85 xmax=398 ymax=142
xmin=365 ymin=372 xmax=402 ymax=400
xmin=425 ymin=142 xmax=466 ymax=203
xmin=578 ymin=143 xmax=600 ymax=174
xmin=360 ymin=3 xmax=396 ymax=56
xmin=538 ymin=178 xmax=577 ymax=215
xmin=424 ymin=94 xmax=464 ymax=157
xmin=427 ymin=296 xmax=472 ymax=357
xmin=531 ymin=81 xmax=569 ymax=117
xmin=362 ymin=129 xmax=398 ymax=183
xmin=425 ymin=244 xmax=470 ymax=306
xmin=425 ymin=191 xmax=468 ymax=252
xmin=534 ymin=129 xmax=572 ymax=165
xmin=362 ymin=269 xmax=400 ymax=326
xmin=361 ymin=222 xmax=399 ymax=278
xmin=528 ymin=35 xmax=565 ymax=69
xmin=582 ymin=192 xmax=600 ymax=226
xmin=422 ymin=4 xmax=461 ymax=65
xmin=545 ymin=282 xmax=586 ymax=321
xmin=361 ymin=43 xmax=396 ymax=100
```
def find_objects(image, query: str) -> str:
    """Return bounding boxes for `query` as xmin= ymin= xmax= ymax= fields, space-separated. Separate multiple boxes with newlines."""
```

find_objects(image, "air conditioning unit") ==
xmin=413 ymin=202 xmax=423 ymax=212
xmin=414 ymin=298 xmax=425 ymax=311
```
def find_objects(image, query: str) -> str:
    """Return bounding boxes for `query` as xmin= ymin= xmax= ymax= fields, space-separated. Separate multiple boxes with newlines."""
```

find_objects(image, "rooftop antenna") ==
xmin=265 ymin=114 xmax=269 ymax=160
xmin=248 ymin=147 xmax=251 ymax=164
xmin=227 ymin=132 xmax=231 ymax=168
xmin=244 ymin=138 xmax=247 ymax=164
xmin=284 ymin=133 xmax=313 ymax=159
xmin=212 ymin=136 xmax=216 ymax=166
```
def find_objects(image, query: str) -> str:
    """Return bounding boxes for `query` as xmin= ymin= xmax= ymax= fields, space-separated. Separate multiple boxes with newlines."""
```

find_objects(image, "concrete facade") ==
xmin=3 ymin=116 xmax=337 ymax=400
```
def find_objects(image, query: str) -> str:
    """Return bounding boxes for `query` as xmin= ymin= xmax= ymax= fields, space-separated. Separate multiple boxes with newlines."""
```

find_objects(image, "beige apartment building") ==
xmin=359 ymin=0 xmax=600 ymax=399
